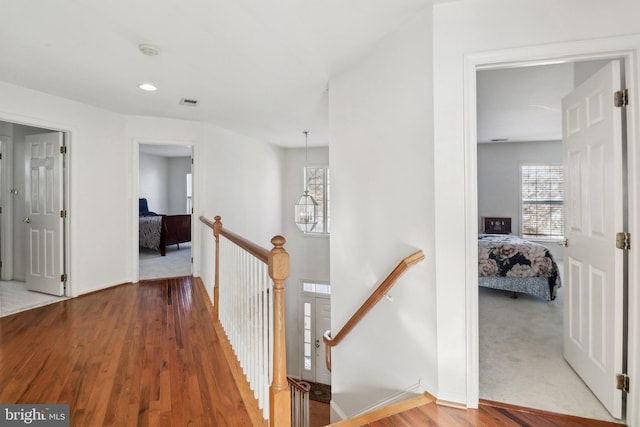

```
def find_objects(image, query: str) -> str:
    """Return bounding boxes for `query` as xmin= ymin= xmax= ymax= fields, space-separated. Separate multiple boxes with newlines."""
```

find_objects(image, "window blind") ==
xmin=522 ymin=164 xmax=564 ymax=238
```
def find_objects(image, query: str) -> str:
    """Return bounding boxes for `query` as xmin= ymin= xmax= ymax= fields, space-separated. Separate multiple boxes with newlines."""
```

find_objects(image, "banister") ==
xmin=287 ymin=377 xmax=311 ymax=394
xmin=200 ymin=215 xmax=291 ymax=427
xmin=200 ymin=215 xmax=269 ymax=262
xmin=322 ymin=250 xmax=425 ymax=372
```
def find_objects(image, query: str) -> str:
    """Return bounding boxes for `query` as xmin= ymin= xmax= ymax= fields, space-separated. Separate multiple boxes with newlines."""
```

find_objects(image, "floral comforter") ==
xmin=478 ymin=233 xmax=561 ymax=298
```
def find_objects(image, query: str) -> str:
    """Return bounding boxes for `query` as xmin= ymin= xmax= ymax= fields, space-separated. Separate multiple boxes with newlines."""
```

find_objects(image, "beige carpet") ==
xmin=479 ymin=269 xmax=618 ymax=422
xmin=139 ymin=242 xmax=192 ymax=281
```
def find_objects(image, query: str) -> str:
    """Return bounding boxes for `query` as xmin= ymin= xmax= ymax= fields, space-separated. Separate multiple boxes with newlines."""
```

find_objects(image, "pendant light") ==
xmin=294 ymin=131 xmax=318 ymax=232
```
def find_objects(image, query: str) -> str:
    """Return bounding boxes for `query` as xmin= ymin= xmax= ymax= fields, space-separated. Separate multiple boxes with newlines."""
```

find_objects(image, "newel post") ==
xmin=213 ymin=216 xmax=222 ymax=321
xmin=268 ymin=235 xmax=291 ymax=427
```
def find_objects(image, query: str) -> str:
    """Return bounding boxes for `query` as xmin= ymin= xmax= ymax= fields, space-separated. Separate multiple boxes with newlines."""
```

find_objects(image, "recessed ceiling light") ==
xmin=139 ymin=83 xmax=157 ymax=91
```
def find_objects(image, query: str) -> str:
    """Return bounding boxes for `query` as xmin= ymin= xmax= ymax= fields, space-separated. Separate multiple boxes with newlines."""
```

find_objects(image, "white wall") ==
xmin=477 ymin=140 xmax=564 ymax=260
xmin=0 ymin=81 xmax=130 ymax=295
xmin=167 ymin=157 xmax=192 ymax=215
xmin=139 ymin=152 xmax=170 ymax=214
xmin=0 ymin=82 xmax=285 ymax=302
xmin=282 ymin=146 xmax=330 ymax=379
xmin=433 ymin=0 xmax=640 ymax=411
xmin=197 ymin=122 xmax=285 ymax=301
xmin=138 ymin=153 xmax=191 ymax=215
xmin=125 ymin=116 xmax=284 ymax=297
xmin=328 ymin=7 xmax=436 ymax=419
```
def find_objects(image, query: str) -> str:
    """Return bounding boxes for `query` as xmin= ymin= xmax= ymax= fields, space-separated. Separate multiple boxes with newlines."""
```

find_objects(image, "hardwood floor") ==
xmin=0 ymin=276 xmax=626 ymax=427
xmin=0 ymin=277 xmax=254 ymax=426
xmin=337 ymin=397 xmax=626 ymax=427
xmin=311 ymin=400 xmax=330 ymax=427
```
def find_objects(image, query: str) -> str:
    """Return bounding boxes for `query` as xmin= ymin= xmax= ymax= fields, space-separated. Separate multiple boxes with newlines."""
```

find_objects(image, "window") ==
xmin=521 ymin=164 xmax=564 ymax=239
xmin=304 ymin=166 xmax=330 ymax=234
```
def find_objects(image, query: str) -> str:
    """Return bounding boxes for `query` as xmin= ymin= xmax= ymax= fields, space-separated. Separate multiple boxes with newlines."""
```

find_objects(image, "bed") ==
xmin=478 ymin=233 xmax=561 ymax=301
xmin=139 ymin=198 xmax=191 ymax=256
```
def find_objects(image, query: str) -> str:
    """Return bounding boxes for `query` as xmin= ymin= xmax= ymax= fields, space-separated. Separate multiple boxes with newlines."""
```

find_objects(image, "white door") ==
xmin=314 ymin=297 xmax=331 ymax=385
xmin=301 ymin=294 xmax=332 ymax=385
xmin=25 ymin=132 xmax=65 ymax=296
xmin=562 ymin=61 xmax=625 ymax=418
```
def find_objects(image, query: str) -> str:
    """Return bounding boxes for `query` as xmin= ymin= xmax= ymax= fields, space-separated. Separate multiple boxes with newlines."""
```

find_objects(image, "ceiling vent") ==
xmin=180 ymin=98 xmax=199 ymax=107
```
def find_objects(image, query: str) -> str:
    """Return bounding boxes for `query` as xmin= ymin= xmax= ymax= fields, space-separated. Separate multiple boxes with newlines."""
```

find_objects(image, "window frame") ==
xmin=302 ymin=165 xmax=330 ymax=236
xmin=520 ymin=163 xmax=564 ymax=240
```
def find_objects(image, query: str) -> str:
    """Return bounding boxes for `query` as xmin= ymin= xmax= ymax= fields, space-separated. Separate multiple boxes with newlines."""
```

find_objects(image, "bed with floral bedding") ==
xmin=478 ymin=233 xmax=561 ymax=301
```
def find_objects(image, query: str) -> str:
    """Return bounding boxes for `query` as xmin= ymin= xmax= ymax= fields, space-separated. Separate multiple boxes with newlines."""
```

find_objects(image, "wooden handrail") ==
xmin=322 ymin=250 xmax=425 ymax=372
xmin=287 ymin=377 xmax=311 ymax=394
xmin=200 ymin=215 xmax=269 ymax=262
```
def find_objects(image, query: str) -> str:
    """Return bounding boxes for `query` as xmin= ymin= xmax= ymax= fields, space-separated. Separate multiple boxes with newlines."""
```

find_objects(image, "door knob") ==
xmin=315 ymin=339 xmax=320 ymax=349
xmin=558 ymin=238 xmax=568 ymax=247
xmin=23 ymin=217 xmax=30 ymax=224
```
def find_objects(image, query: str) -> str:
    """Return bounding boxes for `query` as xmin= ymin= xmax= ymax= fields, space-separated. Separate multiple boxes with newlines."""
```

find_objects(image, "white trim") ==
xmin=464 ymin=35 xmax=640 ymax=427
xmin=132 ymin=138 xmax=197 ymax=283
xmin=0 ymin=135 xmax=14 ymax=280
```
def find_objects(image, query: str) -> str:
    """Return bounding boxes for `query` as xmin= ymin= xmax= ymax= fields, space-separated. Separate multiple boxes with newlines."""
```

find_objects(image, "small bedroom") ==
xmin=476 ymin=59 xmax=622 ymax=423
xmin=138 ymin=144 xmax=193 ymax=280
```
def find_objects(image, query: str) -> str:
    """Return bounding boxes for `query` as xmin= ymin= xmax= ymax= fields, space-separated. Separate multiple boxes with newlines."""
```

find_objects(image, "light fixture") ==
xmin=138 ymin=44 xmax=160 ymax=56
xmin=294 ymin=131 xmax=318 ymax=233
xmin=138 ymin=83 xmax=158 ymax=91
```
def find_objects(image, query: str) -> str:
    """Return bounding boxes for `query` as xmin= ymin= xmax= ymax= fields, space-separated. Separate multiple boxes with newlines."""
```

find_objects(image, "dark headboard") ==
xmin=139 ymin=198 xmax=157 ymax=216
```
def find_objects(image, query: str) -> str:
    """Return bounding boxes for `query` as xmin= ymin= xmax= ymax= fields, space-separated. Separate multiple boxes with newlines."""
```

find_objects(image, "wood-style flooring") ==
xmin=0 ymin=276 xmax=254 ymax=426
xmin=355 ymin=400 xmax=627 ymax=427
xmin=0 ymin=276 xmax=627 ymax=427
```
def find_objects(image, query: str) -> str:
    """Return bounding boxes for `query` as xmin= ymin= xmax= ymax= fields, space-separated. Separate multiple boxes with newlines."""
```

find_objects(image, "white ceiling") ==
xmin=0 ymin=0 xmax=441 ymax=147
xmin=476 ymin=63 xmax=575 ymax=144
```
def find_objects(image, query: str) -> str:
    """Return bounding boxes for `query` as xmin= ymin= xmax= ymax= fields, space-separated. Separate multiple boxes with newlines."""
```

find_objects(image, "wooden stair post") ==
xmin=269 ymin=236 xmax=291 ymax=427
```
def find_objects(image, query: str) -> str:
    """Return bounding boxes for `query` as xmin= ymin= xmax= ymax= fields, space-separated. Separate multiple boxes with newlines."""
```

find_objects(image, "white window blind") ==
xmin=521 ymin=164 xmax=564 ymax=239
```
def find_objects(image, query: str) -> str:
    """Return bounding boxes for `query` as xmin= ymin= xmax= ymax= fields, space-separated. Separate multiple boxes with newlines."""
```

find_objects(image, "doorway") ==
xmin=0 ymin=120 xmax=69 ymax=316
xmin=137 ymin=143 xmax=194 ymax=281
xmin=301 ymin=281 xmax=332 ymax=386
xmin=467 ymin=42 xmax=637 ymax=422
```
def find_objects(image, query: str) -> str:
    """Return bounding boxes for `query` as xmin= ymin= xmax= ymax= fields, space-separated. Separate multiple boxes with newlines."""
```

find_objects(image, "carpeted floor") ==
xmin=139 ymin=242 xmax=192 ymax=280
xmin=479 ymin=274 xmax=616 ymax=422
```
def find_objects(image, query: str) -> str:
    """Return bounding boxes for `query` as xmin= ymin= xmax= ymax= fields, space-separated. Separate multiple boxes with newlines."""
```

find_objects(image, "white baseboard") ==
xmin=349 ymin=381 xmax=422 ymax=418
xmin=330 ymin=380 xmax=423 ymax=422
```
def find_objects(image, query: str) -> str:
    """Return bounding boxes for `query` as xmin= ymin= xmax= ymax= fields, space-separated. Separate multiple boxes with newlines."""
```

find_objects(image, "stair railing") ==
xmin=200 ymin=215 xmax=291 ymax=427
xmin=287 ymin=377 xmax=311 ymax=427
xmin=322 ymin=250 xmax=425 ymax=371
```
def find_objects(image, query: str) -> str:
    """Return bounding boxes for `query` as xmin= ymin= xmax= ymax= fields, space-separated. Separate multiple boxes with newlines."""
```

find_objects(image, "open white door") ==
xmin=562 ymin=61 xmax=625 ymax=419
xmin=25 ymin=132 xmax=65 ymax=296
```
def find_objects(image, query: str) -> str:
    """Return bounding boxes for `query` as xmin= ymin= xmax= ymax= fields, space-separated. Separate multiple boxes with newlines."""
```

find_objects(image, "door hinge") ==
xmin=616 ymin=232 xmax=631 ymax=250
xmin=60 ymin=210 xmax=67 ymax=218
xmin=616 ymin=373 xmax=630 ymax=393
xmin=614 ymin=89 xmax=629 ymax=107
xmin=60 ymin=273 xmax=67 ymax=282
xmin=60 ymin=146 xmax=67 ymax=154
xmin=191 ymin=257 xmax=193 ymax=263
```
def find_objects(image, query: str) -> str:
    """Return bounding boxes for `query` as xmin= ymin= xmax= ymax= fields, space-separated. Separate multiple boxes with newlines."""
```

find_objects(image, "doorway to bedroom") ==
xmin=476 ymin=59 xmax=626 ymax=423
xmin=137 ymin=143 xmax=193 ymax=281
